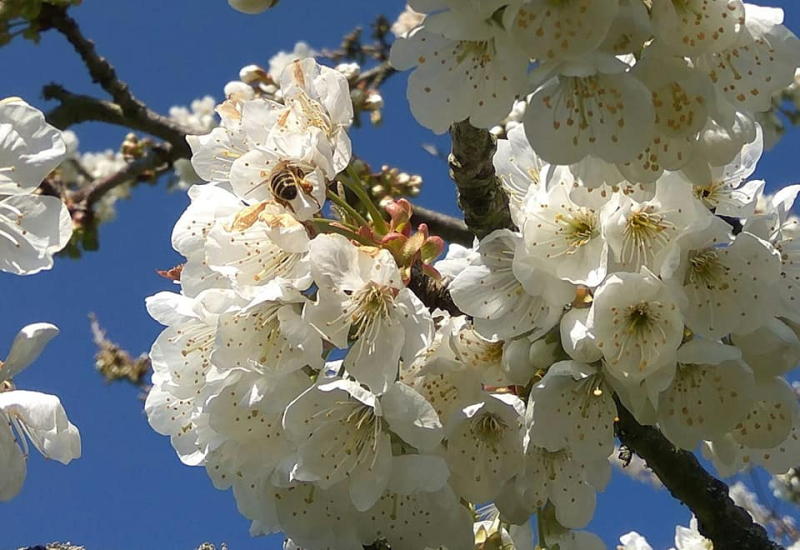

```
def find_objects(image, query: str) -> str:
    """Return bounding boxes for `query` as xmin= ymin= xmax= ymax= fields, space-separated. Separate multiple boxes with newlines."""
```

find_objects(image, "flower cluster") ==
xmin=0 ymin=97 xmax=72 ymax=275
xmin=145 ymin=4 xmax=800 ymax=549
xmin=391 ymin=1 xmax=800 ymax=186
xmin=146 ymin=58 xmax=473 ymax=549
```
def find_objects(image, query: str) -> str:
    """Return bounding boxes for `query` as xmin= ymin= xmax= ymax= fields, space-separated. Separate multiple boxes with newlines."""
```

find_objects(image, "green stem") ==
xmin=326 ymin=189 xmax=370 ymax=227
xmin=536 ymin=509 xmax=547 ymax=550
xmin=309 ymin=218 xmax=373 ymax=246
xmin=343 ymin=165 xmax=389 ymax=235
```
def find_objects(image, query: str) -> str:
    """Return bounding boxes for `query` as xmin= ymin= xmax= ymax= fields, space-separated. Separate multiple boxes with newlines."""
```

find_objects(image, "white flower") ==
xmin=732 ymin=318 xmax=800 ymax=380
xmin=729 ymin=376 xmax=798 ymax=450
xmin=618 ymin=54 xmax=715 ymax=182
xmin=508 ymin=0 xmax=620 ymax=62
xmin=145 ymin=289 xmax=238 ymax=464
xmin=493 ymin=124 xmax=549 ymax=226
xmin=277 ymin=59 xmax=354 ymax=176
xmin=527 ymin=361 xmax=617 ymax=461
xmin=0 ymin=97 xmax=72 ymax=275
xmin=389 ymin=13 xmax=529 ymax=133
xmin=268 ymin=41 xmax=317 ymax=83
xmin=602 ymin=178 xmax=714 ymax=273
xmin=204 ymin=201 xmax=312 ymax=298
xmin=434 ymin=240 xmax=479 ymax=281
xmin=657 ymin=340 xmax=754 ymax=450
xmin=518 ymin=444 xmax=599 ymax=529
xmin=661 ymin=217 xmax=781 ymax=340
xmin=744 ymin=184 xmax=800 ymax=323
xmin=304 ymin=234 xmax=432 ymax=394
xmin=672 ymin=516 xmax=712 ymax=550
xmin=699 ymin=4 xmax=800 ymax=114
xmin=228 ymin=0 xmax=278 ymax=14
xmin=282 ymin=379 xmax=443 ymax=511
xmin=589 ymin=270 xmax=684 ymax=385
xmin=619 ymin=531 xmax=653 ymax=550
xmin=211 ymin=285 xmax=322 ymax=374
xmin=450 ymin=229 xmax=573 ymax=341
xmin=0 ymin=324 xmax=81 ymax=501
xmin=521 ymin=172 xmax=610 ymax=286
xmin=651 ymin=0 xmax=745 ymax=57
xmin=683 ymin=125 xmax=764 ymax=217
xmin=523 ymin=55 xmax=655 ymax=165
xmin=444 ymin=392 xmax=524 ymax=503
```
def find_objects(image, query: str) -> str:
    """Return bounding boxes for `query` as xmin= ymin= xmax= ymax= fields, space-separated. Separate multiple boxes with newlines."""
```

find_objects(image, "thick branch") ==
xmin=448 ymin=120 xmax=515 ymax=240
xmin=407 ymin=264 xmax=461 ymax=316
xmin=616 ymin=402 xmax=781 ymax=550
xmin=412 ymin=206 xmax=472 ymax=246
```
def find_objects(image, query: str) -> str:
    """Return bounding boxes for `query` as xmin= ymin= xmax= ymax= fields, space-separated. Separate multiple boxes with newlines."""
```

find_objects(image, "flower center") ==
xmin=621 ymin=206 xmax=674 ymax=267
xmin=693 ymin=180 xmax=728 ymax=210
xmin=344 ymin=404 xmax=381 ymax=456
xmin=470 ymin=412 xmax=507 ymax=446
xmin=348 ymin=283 xmax=397 ymax=340
xmin=686 ymin=249 xmax=729 ymax=289
xmin=555 ymin=209 xmax=598 ymax=252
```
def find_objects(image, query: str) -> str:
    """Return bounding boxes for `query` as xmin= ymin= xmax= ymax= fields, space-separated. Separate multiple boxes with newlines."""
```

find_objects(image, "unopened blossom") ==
xmin=0 ymin=324 xmax=81 ymax=501
xmin=228 ymin=0 xmax=278 ymax=14
xmin=304 ymin=234 xmax=432 ymax=394
xmin=0 ymin=97 xmax=72 ymax=275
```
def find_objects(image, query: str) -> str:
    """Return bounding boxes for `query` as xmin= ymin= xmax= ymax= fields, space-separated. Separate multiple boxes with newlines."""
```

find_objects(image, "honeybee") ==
xmin=262 ymin=162 xmax=320 ymax=213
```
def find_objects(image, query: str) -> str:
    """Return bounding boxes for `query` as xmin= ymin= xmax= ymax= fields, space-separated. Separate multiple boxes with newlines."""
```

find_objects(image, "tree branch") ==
xmin=615 ymin=401 xmax=781 ymax=550
xmin=42 ymin=85 xmax=191 ymax=156
xmin=448 ymin=120 xmax=515 ymax=240
xmin=411 ymin=206 xmax=472 ymax=247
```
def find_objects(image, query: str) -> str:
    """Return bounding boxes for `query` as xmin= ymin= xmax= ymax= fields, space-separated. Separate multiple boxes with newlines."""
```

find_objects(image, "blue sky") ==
xmin=2 ymin=1 xmax=800 ymax=549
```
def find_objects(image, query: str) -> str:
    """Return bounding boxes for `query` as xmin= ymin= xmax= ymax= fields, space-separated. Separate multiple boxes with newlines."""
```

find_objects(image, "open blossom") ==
xmin=0 ymin=97 xmax=72 ymax=275
xmin=390 ymin=6 xmax=529 ymax=134
xmin=304 ymin=234 xmax=432 ymax=394
xmin=0 ymin=324 xmax=80 ymax=501
xmin=590 ymin=270 xmax=684 ymax=385
xmin=283 ymin=379 xmax=443 ymax=511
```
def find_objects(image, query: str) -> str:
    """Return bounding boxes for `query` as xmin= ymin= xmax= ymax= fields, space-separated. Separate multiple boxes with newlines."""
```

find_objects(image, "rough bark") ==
xmin=448 ymin=120 xmax=515 ymax=240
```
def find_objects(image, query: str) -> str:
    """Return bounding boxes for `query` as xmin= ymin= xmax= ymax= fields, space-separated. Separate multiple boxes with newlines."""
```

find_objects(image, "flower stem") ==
xmin=326 ymin=188 xmax=370 ymax=227
xmin=342 ymin=165 xmax=389 ymax=235
xmin=309 ymin=218 xmax=373 ymax=246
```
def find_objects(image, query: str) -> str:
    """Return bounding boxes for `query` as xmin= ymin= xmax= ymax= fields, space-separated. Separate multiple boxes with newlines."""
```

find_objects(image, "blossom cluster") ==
xmin=144 ymin=4 xmax=800 ymax=550
xmin=391 ymin=0 xmax=800 ymax=187
xmin=0 ymin=97 xmax=80 ymax=501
